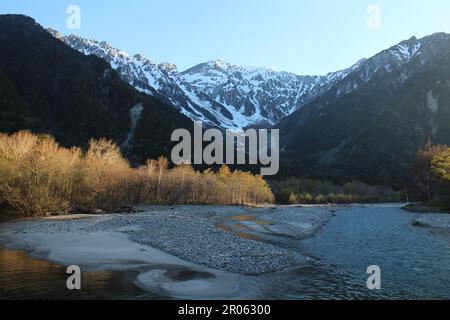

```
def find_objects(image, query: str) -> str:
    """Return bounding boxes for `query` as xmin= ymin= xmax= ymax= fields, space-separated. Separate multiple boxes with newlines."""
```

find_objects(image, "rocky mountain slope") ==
xmin=50 ymin=29 xmax=363 ymax=130
xmin=279 ymin=33 xmax=450 ymax=186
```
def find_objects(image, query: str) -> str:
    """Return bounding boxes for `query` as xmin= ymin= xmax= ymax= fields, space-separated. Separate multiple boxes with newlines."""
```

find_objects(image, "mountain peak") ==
xmin=47 ymin=28 xmax=61 ymax=39
xmin=208 ymin=59 xmax=232 ymax=69
xmin=133 ymin=53 xmax=146 ymax=61
xmin=158 ymin=62 xmax=177 ymax=73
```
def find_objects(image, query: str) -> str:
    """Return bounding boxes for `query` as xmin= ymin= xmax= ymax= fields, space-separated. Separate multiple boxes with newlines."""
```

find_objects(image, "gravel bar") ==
xmin=0 ymin=205 xmax=335 ymax=275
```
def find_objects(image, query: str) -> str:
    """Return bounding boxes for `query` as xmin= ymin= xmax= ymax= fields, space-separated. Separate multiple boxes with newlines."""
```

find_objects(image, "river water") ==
xmin=1 ymin=205 xmax=449 ymax=300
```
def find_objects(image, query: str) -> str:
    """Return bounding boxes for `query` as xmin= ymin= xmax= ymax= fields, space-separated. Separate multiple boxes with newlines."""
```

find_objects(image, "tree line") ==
xmin=0 ymin=131 xmax=274 ymax=216
xmin=4 ymin=131 xmax=448 ymax=216
xmin=271 ymin=141 xmax=450 ymax=207
xmin=270 ymin=178 xmax=402 ymax=205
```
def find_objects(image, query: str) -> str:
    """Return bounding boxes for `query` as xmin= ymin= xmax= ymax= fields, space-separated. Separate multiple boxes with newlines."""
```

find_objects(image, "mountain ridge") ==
xmin=279 ymin=31 xmax=450 ymax=186
xmin=50 ymin=27 xmax=448 ymax=133
xmin=50 ymin=28 xmax=366 ymax=130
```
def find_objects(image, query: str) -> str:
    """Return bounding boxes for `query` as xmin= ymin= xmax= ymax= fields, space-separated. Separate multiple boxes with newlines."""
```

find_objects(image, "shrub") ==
xmin=0 ymin=132 xmax=80 ymax=215
xmin=0 ymin=131 xmax=275 ymax=216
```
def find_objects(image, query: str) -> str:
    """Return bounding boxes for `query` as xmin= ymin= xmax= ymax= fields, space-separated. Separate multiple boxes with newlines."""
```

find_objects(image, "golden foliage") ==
xmin=432 ymin=147 xmax=450 ymax=182
xmin=0 ymin=131 xmax=274 ymax=216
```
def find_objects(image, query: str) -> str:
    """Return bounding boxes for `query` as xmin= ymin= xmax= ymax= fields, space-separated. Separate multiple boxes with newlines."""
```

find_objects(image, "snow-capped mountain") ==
xmin=48 ymin=28 xmax=362 ymax=129
xmin=299 ymin=34 xmax=446 ymax=102
xmin=48 ymin=28 xmax=447 ymax=131
xmin=177 ymin=60 xmax=362 ymax=128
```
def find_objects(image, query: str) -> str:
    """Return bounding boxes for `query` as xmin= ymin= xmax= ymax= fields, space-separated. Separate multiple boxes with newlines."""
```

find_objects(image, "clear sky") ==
xmin=1 ymin=0 xmax=450 ymax=75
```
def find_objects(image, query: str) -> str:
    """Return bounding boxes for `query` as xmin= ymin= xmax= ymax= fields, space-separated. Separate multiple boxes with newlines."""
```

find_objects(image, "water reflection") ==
xmin=0 ymin=249 xmax=148 ymax=300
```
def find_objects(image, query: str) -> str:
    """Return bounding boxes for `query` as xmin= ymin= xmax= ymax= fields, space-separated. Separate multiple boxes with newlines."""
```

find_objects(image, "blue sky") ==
xmin=2 ymin=0 xmax=450 ymax=75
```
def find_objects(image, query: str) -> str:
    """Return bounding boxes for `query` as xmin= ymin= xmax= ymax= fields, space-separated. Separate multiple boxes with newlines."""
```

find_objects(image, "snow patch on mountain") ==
xmin=121 ymin=103 xmax=144 ymax=151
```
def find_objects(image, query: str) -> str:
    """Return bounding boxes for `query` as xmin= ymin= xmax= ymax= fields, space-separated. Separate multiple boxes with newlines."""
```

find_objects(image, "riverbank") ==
xmin=412 ymin=213 xmax=450 ymax=229
xmin=402 ymin=203 xmax=450 ymax=230
xmin=0 ymin=205 xmax=335 ymax=276
xmin=403 ymin=203 xmax=448 ymax=214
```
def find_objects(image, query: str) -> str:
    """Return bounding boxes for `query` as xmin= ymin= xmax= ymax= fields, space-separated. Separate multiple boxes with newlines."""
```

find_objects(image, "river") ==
xmin=1 ymin=205 xmax=449 ymax=300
